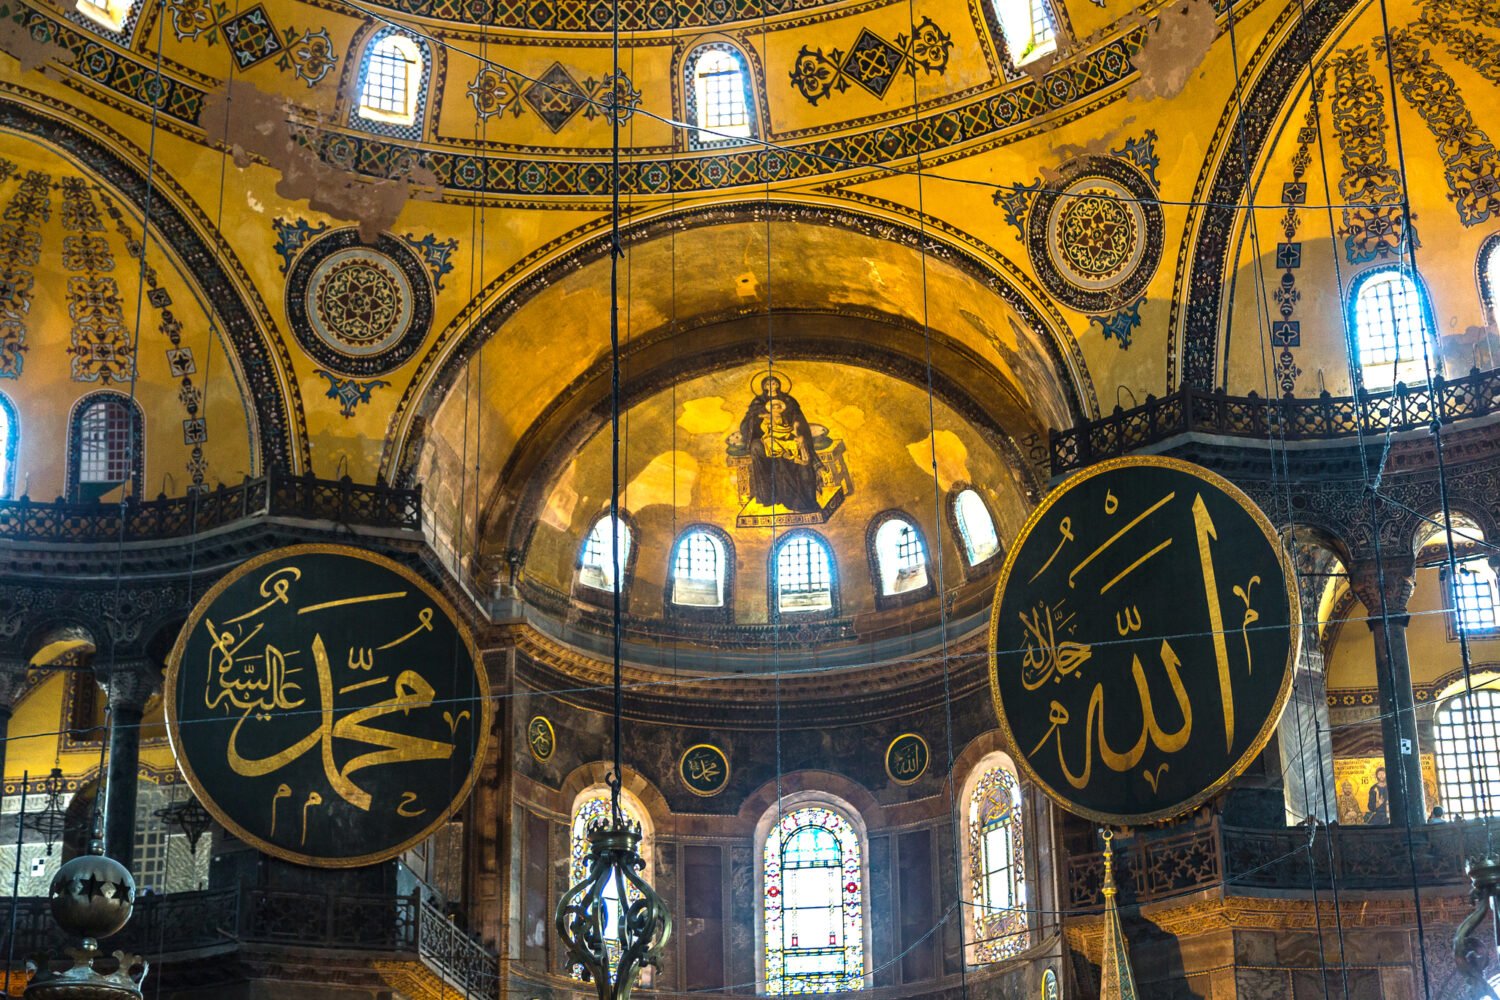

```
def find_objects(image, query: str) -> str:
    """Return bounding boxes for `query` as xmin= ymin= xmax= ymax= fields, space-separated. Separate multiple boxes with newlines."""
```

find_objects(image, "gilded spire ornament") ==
xmin=1099 ymin=829 xmax=1140 ymax=1000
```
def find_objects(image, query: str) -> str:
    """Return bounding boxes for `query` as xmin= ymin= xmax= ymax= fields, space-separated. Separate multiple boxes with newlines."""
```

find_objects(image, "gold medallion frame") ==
xmin=986 ymin=455 xmax=1300 ymax=826
xmin=884 ymin=733 xmax=930 ymax=786
xmin=165 ymin=543 xmax=494 ymax=868
xmin=679 ymin=743 xmax=731 ymax=797
xmin=527 ymin=715 xmax=557 ymax=762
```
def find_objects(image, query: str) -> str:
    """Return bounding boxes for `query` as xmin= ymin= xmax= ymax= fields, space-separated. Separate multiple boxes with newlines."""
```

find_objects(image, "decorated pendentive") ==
xmin=988 ymin=456 xmax=1296 ymax=825
xmin=527 ymin=715 xmax=557 ymax=763
xmin=276 ymin=221 xmax=452 ymax=378
xmin=166 ymin=544 xmax=492 ymax=867
xmin=679 ymin=743 xmax=730 ymax=797
xmin=884 ymin=732 xmax=930 ymax=786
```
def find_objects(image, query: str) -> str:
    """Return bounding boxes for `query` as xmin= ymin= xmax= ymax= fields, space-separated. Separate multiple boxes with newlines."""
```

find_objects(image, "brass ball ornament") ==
xmin=48 ymin=852 xmax=136 ymax=943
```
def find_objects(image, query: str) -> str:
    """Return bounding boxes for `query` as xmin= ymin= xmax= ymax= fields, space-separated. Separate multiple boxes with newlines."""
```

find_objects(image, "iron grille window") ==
xmin=676 ymin=531 xmax=720 ymax=581
xmin=77 ymin=397 xmax=133 ymax=485
xmin=689 ymin=47 xmax=752 ymax=143
xmin=955 ymin=489 xmax=1000 ymax=565
xmin=777 ymin=535 xmax=832 ymax=612
xmin=1029 ymin=0 xmax=1055 ymax=48
xmin=363 ymin=37 xmax=415 ymax=116
xmin=1454 ymin=561 xmax=1500 ymax=633
xmin=1435 ymin=688 xmax=1500 ymax=820
xmin=580 ymin=515 xmax=630 ymax=592
xmin=1354 ymin=269 xmax=1427 ymax=371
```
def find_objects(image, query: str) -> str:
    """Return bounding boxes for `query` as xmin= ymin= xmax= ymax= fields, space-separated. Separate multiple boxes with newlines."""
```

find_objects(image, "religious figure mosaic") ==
xmin=727 ymin=369 xmax=852 ymax=527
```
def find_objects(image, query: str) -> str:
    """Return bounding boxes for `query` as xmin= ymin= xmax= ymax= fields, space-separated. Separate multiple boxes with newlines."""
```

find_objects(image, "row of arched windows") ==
xmin=575 ymin=489 xmax=1003 ymax=614
xmin=0 ymin=391 xmax=142 ymax=503
xmin=567 ymin=753 xmax=1028 ymax=994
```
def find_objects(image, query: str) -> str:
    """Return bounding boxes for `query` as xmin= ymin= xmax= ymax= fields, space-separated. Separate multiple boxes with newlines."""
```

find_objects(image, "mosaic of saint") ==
xmin=727 ymin=370 xmax=852 ymax=528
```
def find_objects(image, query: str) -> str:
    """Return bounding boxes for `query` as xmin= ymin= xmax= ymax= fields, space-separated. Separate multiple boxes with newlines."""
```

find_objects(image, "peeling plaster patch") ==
xmin=246 ymin=191 xmax=264 ymax=213
xmin=678 ymin=396 xmax=736 ymax=434
xmin=202 ymin=80 xmax=437 ymax=242
xmin=541 ymin=459 xmax=580 ymax=532
xmin=1037 ymin=117 xmax=1138 ymax=184
xmin=1128 ymin=0 xmax=1218 ymax=102
xmin=864 ymin=258 xmax=888 ymax=288
xmin=0 ymin=19 xmax=74 ymax=73
xmin=907 ymin=430 xmax=970 ymax=491
xmin=832 ymin=405 xmax=866 ymax=430
xmin=619 ymin=451 xmax=699 ymax=511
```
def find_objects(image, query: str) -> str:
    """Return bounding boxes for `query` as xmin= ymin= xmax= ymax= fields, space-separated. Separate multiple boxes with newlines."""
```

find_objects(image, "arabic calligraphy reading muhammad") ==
xmin=988 ymin=457 xmax=1295 ymax=825
xmin=680 ymin=744 xmax=730 ymax=797
xmin=167 ymin=545 xmax=492 ymax=867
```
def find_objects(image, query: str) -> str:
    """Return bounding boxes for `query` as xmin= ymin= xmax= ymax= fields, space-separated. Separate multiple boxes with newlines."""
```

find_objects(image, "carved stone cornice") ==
xmin=1347 ymin=557 xmax=1417 ymax=625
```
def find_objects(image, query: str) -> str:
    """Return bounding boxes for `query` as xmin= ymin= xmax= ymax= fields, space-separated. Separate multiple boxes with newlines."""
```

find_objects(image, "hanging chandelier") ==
xmin=20 ymin=767 xmax=70 ymax=856
xmin=551 ymin=0 xmax=672 ymax=988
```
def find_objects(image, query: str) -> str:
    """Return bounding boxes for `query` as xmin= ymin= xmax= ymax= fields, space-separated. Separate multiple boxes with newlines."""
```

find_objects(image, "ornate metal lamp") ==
xmin=1455 ymin=854 xmax=1500 ymax=999
xmin=152 ymin=796 xmax=212 ymax=855
xmin=551 ymin=0 xmax=672 ymax=986
xmin=21 ymin=768 xmax=70 ymax=856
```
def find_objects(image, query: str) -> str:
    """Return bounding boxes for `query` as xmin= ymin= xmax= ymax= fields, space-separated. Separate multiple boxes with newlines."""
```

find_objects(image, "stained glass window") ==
xmin=579 ymin=514 xmax=631 ymax=592
xmin=776 ymin=534 xmax=834 ymax=613
xmin=873 ymin=518 xmax=929 ymax=596
xmin=764 ymin=805 xmax=864 ymax=994
xmin=968 ymin=763 xmax=1027 ymax=961
xmin=673 ymin=530 xmax=726 ymax=607
xmin=570 ymin=792 xmax=650 ymax=981
xmin=954 ymin=489 xmax=1001 ymax=565
xmin=0 ymin=393 xmax=13 ymax=500
xmin=1353 ymin=268 xmax=1430 ymax=388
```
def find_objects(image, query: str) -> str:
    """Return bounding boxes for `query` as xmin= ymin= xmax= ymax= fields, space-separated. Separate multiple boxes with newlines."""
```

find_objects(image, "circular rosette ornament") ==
xmin=987 ymin=456 xmax=1296 ymax=824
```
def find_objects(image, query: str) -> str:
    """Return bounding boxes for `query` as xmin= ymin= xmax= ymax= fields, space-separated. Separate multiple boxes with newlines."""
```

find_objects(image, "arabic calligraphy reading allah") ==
xmin=1016 ymin=488 xmax=1264 ymax=798
xmin=202 ymin=565 xmax=459 ymax=846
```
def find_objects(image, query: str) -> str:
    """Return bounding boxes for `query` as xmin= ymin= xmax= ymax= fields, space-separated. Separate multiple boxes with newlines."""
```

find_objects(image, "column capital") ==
xmin=0 ymin=657 xmax=29 ymax=712
xmin=1347 ymin=557 xmax=1417 ymax=626
xmin=93 ymin=658 xmax=161 ymax=714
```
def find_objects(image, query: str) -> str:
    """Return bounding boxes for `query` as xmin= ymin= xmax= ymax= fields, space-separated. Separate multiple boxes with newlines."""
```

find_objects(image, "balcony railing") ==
xmin=0 ymin=472 xmax=422 ymax=543
xmin=0 ymin=887 xmax=498 ymax=996
xmin=1050 ymin=367 xmax=1500 ymax=475
xmin=1065 ymin=818 xmax=1491 ymax=910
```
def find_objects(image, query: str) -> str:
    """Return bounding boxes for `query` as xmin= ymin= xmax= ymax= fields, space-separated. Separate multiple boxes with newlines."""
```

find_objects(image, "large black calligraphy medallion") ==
xmin=679 ymin=743 xmax=730 ymax=797
xmin=988 ymin=457 xmax=1296 ymax=825
xmin=166 ymin=544 xmax=492 ymax=867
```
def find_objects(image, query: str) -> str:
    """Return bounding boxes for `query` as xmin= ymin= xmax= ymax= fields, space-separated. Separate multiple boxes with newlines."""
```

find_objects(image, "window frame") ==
xmin=0 ymin=392 xmax=16 ymax=500
xmin=1479 ymin=232 xmax=1500 ymax=337
xmin=667 ymin=524 xmax=736 ymax=622
xmin=683 ymin=41 xmax=759 ymax=151
xmin=1443 ymin=557 xmax=1500 ymax=639
xmin=982 ymin=0 xmax=1059 ymax=70
xmin=66 ymin=391 xmax=144 ymax=503
xmin=351 ymin=28 xmax=431 ymax=138
xmin=74 ymin=0 xmax=135 ymax=34
xmin=574 ymin=511 xmax=639 ymax=609
xmin=946 ymin=484 xmax=1003 ymax=578
xmin=959 ymin=753 xmax=1029 ymax=964
xmin=1347 ymin=265 xmax=1439 ymax=392
xmin=1433 ymin=682 xmax=1500 ymax=821
xmin=865 ymin=509 xmax=937 ymax=610
xmin=769 ymin=529 xmax=840 ymax=620
xmin=755 ymin=794 xmax=870 ymax=996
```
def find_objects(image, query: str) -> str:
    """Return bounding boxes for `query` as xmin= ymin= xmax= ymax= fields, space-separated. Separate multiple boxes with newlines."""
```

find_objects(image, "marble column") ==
xmin=1349 ymin=557 xmax=1425 ymax=827
xmin=93 ymin=659 xmax=160 ymax=869
xmin=1277 ymin=554 xmax=1337 ymax=823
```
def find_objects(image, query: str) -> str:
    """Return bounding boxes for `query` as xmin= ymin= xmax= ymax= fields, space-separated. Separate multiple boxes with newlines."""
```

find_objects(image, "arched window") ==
xmin=1451 ymin=558 xmax=1500 ymax=635
xmin=570 ymin=788 xmax=653 ymax=981
xmin=0 ymin=392 xmax=15 ymax=500
xmin=685 ymin=43 xmax=756 ymax=150
xmin=991 ymin=0 xmax=1057 ymax=65
xmin=1434 ymin=684 xmax=1500 ymax=819
xmin=965 ymin=759 xmax=1027 ymax=962
xmin=578 ymin=513 xmax=632 ymax=593
xmin=953 ymin=488 xmax=1001 ymax=566
xmin=763 ymin=805 xmax=865 ymax=994
xmin=356 ymin=31 xmax=427 ymax=130
xmin=75 ymin=0 xmax=133 ymax=32
xmin=1351 ymin=267 xmax=1433 ymax=389
xmin=1480 ymin=234 xmax=1500 ymax=333
xmin=774 ymin=532 xmax=835 ymax=615
xmin=871 ymin=515 xmax=930 ymax=597
xmin=68 ymin=393 xmax=142 ymax=502
xmin=671 ymin=528 xmax=728 ymax=608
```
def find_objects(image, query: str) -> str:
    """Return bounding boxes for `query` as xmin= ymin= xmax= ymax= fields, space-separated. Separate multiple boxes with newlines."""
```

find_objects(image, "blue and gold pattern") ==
xmin=314 ymin=370 xmax=392 ymax=417
xmin=282 ymin=225 xmax=437 ymax=378
xmin=0 ymin=167 xmax=48 ymax=379
xmin=61 ymin=178 xmax=134 ymax=384
xmin=220 ymin=4 xmax=283 ymax=68
xmin=277 ymin=26 xmax=337 ymax=86
xmin=789 ymin=16 xmax=953 ymax=105
xmin=1267 ymin=86 xmax=1324 ymax=394
xmin=1329 ymin=46 xmax=1413 ymax=264
xmin=163 ymin=0 xmax=225 ymax=43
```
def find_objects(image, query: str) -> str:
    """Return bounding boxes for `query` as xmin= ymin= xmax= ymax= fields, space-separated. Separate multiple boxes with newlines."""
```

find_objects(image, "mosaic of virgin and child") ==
xmin=729 ymin=374 xmax=824 ymax=513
